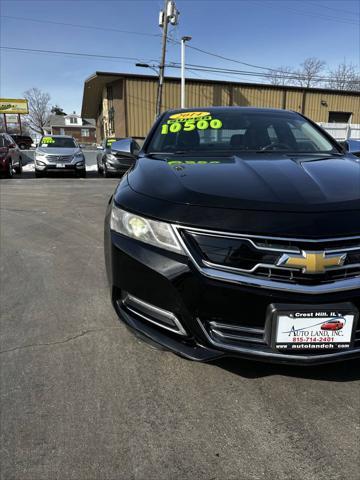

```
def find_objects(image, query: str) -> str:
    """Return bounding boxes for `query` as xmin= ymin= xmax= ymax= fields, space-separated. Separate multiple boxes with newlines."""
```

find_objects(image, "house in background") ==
xmin=44 ymin=112 xmax=96 ymax=144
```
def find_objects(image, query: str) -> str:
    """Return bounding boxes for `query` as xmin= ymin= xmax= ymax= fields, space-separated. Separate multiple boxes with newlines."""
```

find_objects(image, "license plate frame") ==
xmin=56 ymin=163 xmax=65 ymax=168
xmin=268 ymin=303 xmax=358 ymax=353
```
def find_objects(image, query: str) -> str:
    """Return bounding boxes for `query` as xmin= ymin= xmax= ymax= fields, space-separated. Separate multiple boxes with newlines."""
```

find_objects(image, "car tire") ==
xmin=6 ymin=162 xmax=14 ymax=178
xmin=35 ymin=171 xmax=44 ymax=178
xmin=103 ymin=165 xmax=111 ymax=178
xmin=97 ymin=162 xmax=103 ymax=175
xmin=78 ymin=170 xmax=86 ymax=178
xmin=15 ymin=158 xmax=23 ymax=174
xmin=19 ymin=144 xmax=26 ymax=150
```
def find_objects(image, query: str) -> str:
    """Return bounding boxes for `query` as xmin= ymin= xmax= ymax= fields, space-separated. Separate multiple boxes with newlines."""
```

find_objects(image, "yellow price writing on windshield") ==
xmin=161 ymin=118 xmax=222 ymax=135
xmin=41 ymin=137 xmax=55 ymax=144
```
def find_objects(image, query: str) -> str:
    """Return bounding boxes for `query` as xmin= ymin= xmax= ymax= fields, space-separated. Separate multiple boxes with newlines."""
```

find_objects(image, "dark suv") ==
xmin=10 ymin=134 xmax=33 ymax=150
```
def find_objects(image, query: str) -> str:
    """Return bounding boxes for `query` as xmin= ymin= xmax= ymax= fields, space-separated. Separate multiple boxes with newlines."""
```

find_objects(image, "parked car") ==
xmin=0 ymin=133 xmax=23 ymax=177
xmin=10 ymin=134 xmax=33 ymax=150
xmin=97 ymin=137 xmax=140 ymax=177
xmin=34 ymin=135 xmax=86 ymax=178
xmin=104 ymin=107 xmax=360 ymax=365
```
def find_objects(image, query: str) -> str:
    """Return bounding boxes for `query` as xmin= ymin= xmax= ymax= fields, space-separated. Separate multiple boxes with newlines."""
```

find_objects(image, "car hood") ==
xmin=127 ymin=153 xmax=360 ymax=212
xmin=36 ymin=147 xmax=80 ymax=156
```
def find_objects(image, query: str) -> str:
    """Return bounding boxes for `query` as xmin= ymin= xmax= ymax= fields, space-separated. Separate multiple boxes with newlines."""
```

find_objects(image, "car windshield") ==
xmin=39 ymin=136 xmax=76 ymax=148
xmin=146 ymin=109 xmax=339 ymax=155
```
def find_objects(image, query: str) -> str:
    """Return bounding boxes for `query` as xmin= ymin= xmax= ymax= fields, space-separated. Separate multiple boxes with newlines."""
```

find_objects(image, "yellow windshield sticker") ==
xmin=169 ymin=111 xmax=210 ymax=120
xmin=107 ymin=138 xmax=117 ymax=146
xmin=41 ymin=136 xmax=55 ymax=144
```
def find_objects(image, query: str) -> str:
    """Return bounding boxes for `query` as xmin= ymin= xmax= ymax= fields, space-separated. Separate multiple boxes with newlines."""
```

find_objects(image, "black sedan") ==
xmin=97 ymin=137 xmax=140 ymax=177
xmin=104 ymin=107 xmax=360 ymax=365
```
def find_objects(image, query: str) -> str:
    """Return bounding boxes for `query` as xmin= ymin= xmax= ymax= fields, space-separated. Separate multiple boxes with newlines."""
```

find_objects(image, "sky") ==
xmin=0 ymin=0 xmax=359 ymax=115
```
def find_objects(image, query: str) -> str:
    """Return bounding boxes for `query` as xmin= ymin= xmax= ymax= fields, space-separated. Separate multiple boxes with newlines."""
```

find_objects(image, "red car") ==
xmin=321 ymin=318 xmax=345 ymax=331
xmin=0 ymin=133 xmax=23 ymax=178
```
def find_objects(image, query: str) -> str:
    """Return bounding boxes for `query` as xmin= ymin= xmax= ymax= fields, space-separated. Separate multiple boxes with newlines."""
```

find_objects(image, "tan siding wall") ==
xmin=126 ymin=78 xmax=157 ymax=137
xmin=304 ymin=92 xmax=360 ymax=123
xmin=285 ymin=91 xmax=304 ymax=113
xmin=119 ymin=76 xmax=360 ymax=138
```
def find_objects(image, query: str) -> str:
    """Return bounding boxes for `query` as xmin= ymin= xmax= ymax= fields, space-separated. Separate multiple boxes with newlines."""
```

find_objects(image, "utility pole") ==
xmin=156 ymin=0 xmax=179 ymax=117
xmin=181 ymin=36 xmax=192 ymax=108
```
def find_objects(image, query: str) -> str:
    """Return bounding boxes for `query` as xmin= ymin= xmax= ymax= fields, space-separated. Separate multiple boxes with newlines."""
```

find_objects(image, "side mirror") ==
xmin=110 ymin=138 xmax=138 ymax=159
xmin=340 ymin=141 xmax=349 ymax=152
xmin=343 ymin=139 xmax=360 ymax=157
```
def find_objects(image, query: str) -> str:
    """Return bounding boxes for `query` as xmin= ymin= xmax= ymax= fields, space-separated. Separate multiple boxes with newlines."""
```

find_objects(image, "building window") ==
xmin=328 ymin=112 xmax=352 ymax=123
xmin=69 ymin=117 xmax=78 ymax=124
xmin=60 ymin=128 xmax=65 ymax=135
xmin=108 ymin=107 xmax=115 ymax=135
xmin=81 ymin=128 xmax=90 ymax=137
xmin=107 ymin=86 xmax=113 ymax=101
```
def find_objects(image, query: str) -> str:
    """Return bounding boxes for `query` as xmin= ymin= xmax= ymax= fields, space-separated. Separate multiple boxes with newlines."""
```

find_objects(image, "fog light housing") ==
xmin=76 ymin=161 xmax=85 ymax=168
xmin=122 ymin=294 xmax=187 ymax=336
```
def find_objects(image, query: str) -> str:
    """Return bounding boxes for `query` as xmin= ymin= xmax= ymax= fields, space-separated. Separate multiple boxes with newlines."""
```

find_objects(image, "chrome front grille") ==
xmin=45 ymin=155 xmax=73 ymax=163
xmin=174 ymin=226 xmax=360 ymax=293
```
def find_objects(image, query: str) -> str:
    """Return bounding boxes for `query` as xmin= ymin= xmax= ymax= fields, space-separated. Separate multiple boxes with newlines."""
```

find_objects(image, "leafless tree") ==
xmin=268 ymin=66 xmax=295 ymax=86
xmin=294 ymin=57 xmax=326 ymax=88
xmin=23 ymin=87 xmax=51 ymax=134
xmin=327 ymin=62 xmax=360 ymax=91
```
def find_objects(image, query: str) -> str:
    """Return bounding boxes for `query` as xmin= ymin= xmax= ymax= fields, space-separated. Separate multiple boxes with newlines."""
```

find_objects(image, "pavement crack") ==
xmin=0 ymin=327 xmax=120 ymax=355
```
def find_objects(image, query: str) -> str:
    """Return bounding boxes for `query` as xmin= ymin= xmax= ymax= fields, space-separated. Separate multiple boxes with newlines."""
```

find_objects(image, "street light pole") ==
xmin=181 ymin=36 xmax=192 ymax=108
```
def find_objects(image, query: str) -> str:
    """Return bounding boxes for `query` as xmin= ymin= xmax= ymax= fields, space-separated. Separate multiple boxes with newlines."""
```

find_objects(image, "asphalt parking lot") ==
xmin=1 ymin=169 xmax=359 ymax=480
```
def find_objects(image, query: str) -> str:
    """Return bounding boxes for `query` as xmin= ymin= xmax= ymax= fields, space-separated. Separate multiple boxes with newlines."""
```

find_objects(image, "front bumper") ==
xmin=35 ymin=162 xmax=85 ymax=174
xmin=105 ymin=224 xmax=360 ymax=365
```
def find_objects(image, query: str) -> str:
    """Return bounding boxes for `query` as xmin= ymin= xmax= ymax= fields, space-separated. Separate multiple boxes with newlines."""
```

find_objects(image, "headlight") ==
xmin=35 ymin=152 xmax=46 ymax=159
xmin=74 ymin=152 xmax=84 ymax=159
xmin=110 ymin=205 xmax=183 ymax=254
xmin=75 ymin=160 xmax=85 ymax=167
xmin=36 ymin=160 xmax=45 ymax=166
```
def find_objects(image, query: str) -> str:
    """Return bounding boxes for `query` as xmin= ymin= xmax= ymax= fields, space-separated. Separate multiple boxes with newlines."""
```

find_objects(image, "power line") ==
xmin=252 ymin=1 xmax=359 ymax=26
xmin=2 ymin=46 xmax=358 ymax=85
xmin=0 ymin=46 xmax=156 ymax=63
xmin=3 ymin=13 xmax=356 ymax=79
xmin=0 ymin=15 xmax=160 ymax=38
xmin=168 ymin=38 xmax=291 ymax=74
xmin=168 ymin=63 xmax=359 ymax=84
xmin=306 ymin=1 xmax=359 ymax=17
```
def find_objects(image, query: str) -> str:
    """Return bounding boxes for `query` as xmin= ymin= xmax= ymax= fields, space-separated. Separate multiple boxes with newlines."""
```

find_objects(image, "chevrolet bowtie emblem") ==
xmin=277 ymin=251 xmax=347 ymax=274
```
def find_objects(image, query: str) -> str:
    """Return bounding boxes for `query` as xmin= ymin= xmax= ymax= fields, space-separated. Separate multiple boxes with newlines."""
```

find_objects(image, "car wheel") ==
xmin=15 ymin=158 xmax=23 ymax=174
xmin=103 ymin=165 xmax=111 ymax=178
xmin=78 ymin=170 xmax=86 ymax=178
xmin=19 ymin=143 xmax=26 ymax=150
xmin=6 ymin=162 xmax=14 ymax=178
